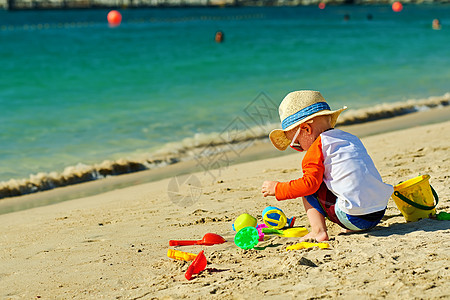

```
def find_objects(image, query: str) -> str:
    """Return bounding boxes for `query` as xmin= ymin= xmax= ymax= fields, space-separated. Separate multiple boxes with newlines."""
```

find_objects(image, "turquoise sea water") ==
xmin=0 ymin=5 xmax=449 ymax=188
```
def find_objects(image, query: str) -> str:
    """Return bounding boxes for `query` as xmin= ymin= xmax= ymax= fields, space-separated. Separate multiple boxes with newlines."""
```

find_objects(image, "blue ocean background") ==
xmin=0 ymin=5 xmax=449 ymax=185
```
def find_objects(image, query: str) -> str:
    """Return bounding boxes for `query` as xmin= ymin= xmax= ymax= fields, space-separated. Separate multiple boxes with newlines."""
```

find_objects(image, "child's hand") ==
xmin=261 ymin=181 xmax=278 ymax=197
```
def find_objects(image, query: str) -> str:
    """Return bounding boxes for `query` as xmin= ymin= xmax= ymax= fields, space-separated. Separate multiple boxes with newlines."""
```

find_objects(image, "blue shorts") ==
xmin=305 ymin=183 xmax=385 ymax=231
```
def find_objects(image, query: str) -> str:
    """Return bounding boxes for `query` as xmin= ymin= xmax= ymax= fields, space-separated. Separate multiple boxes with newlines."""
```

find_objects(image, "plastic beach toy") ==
xmin=167 ymin=249 xmax=197 ymax=261
xmin=232 ymin=213 xmax=257 ymax=232
xmin=256 ymin=223 xmax=268 ymax=241
xmin=262 ymin=227 xmax=308 ymax=238
xmin=392 ymin=174 xmax=438 ymax=222
xmin=234 ymin=226 xmax=259 ymax=250
xmin=262 ymin=206 xmax=295 ymax=229
xmin=286 ymin=242 xmax=330 ymax=251
xmin=185 ymin=250 xmax=207 ymax=280
xmin=436 ymin=211 xmax=450 ymax=220
xmin=169 ymin=233 xmax=226 ymax=246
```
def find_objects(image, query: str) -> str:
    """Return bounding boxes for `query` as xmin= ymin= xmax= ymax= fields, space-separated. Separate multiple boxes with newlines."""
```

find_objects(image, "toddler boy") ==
xmin=261 ymin=90 xmax=393 ymax=241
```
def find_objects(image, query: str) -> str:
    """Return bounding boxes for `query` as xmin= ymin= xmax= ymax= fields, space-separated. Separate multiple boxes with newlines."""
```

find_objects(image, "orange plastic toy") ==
xmin=185 ymin=250 xmax=207 ymax=280
xmin=169 ymin=233 xmax=226 ymax=246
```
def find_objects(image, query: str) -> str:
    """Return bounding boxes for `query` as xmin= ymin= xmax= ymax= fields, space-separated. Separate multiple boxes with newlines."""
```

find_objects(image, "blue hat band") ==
xmin=281 ymin=102 xmax=331 ymax=130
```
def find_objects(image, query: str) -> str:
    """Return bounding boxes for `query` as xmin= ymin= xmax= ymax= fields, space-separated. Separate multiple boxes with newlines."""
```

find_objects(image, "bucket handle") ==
xmin=393 ymin=185 xmax=439 ymax=210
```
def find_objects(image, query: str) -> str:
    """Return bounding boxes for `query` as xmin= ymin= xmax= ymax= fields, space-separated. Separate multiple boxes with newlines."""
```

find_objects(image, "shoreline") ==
xmin=1 ymin=104 xmax=449 ymax=215
xmin=0 ymin=112 xmax=449 ymax=298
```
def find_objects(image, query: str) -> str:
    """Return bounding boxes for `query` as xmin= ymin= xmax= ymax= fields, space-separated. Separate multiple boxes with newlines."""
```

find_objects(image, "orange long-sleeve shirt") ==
xmin=275 ymin=135 xmax=324 ymax=200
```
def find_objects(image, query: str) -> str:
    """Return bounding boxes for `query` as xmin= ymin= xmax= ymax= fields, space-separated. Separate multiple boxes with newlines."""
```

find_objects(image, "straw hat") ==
xmin=269 ymin=90 xmax=346 ymax=151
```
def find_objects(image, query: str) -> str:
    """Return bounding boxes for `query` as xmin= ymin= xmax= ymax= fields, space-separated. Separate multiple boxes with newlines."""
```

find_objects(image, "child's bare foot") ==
xmin=300 ymin=231 xmax=329 ymax=242
xmin=339 ymin=228 xmax=356 ymax=235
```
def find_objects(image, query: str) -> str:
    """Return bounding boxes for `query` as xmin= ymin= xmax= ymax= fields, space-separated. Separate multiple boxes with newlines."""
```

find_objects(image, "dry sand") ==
xmin=0 ymin=110 xmax=449 ymax=299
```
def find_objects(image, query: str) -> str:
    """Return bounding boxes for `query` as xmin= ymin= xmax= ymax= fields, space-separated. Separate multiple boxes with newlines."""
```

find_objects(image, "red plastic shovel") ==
xmin=185 ymin=250 xmax=207 ymax=280
xmin=169 ymin=233 xmax=226 ymax=246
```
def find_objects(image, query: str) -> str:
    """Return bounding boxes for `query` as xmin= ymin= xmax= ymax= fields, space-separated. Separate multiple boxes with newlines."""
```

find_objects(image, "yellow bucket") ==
xmin=392 ymin=174 xmax=439 ymax=222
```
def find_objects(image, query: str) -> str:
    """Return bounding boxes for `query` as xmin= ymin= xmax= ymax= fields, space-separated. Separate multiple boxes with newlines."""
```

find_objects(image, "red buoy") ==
xmin=318 ymin=2 xmax=326 ymax=9
xmin=107 ymin=10 xmax=122 ymax=27
xmin=392 ymin=1 xmax=403 ymax=12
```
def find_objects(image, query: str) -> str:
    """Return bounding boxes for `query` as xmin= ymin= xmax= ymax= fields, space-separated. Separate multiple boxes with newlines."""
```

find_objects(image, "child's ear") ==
xmin=301 ymin=123 xmax=313 ymax=134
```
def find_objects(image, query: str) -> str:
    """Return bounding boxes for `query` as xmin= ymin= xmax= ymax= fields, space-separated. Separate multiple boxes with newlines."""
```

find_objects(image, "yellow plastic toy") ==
xmin=392 ymin=174 xmax=438 ymax=222
xmin=262 ymin=227 xmax=308 ymax=237
xmin=286 ymin=242 xmax=330 ymax=251
xmin=232 ymin=213 xmax=257 ymax=232
xmin=262 ymin=206 xmax=295 ymax=229
xmin=167 ymin=249 xmax=197 ymax=261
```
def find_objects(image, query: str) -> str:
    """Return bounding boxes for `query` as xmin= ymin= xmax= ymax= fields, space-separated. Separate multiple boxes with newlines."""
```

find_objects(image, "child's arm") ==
xmin=262 ymin=180 xmax=278 ymax=197
xmin=263 ymin=136 xmax=324 ymax=200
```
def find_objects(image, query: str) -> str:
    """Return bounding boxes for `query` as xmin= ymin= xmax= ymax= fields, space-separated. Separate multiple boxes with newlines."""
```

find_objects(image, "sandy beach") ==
xmin=0 ymin=108 xmax=449 ymax=299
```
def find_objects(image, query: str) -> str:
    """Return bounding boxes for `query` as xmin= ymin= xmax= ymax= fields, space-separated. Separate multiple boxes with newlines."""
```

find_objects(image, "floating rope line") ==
xmin=0 ymin=13 xmax=265 ymax=31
